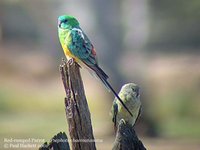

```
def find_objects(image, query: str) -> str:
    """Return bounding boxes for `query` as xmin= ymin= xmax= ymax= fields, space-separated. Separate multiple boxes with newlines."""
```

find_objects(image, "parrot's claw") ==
xmin=67 ymin=58 xmax=81 ymax=68
xmin=68 ymin=58 xmax=75 ymax=65
xmin=120 ymin=119 xmax=126 ymax=125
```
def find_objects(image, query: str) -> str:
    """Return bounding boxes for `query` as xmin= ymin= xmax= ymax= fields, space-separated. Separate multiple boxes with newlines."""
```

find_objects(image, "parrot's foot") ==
xmin=119 ymin=119 xmax=127 ymax=125
xmin=68 ymin=58 xmax=81 ymax=68
xmin=68 ymin=58 xmax=75 ymax=65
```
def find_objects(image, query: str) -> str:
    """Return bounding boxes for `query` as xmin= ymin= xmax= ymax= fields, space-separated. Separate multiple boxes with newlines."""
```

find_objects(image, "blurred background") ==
xmin=0 ymin=0 xmax=200 ymax=149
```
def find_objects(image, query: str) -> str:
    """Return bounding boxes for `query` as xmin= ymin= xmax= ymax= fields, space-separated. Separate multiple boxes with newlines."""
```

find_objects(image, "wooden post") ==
xmin=60 ymin=59 xmax=96 ymax=150
xmin=112 ymin=120 xmax=146 ymax=150
xmin=39 ymin=132 xmax=70 ymax=150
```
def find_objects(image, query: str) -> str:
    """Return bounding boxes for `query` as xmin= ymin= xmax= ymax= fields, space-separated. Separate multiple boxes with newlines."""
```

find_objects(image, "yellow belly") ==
xmin=62 ymin=44 xmax=80 ymax=63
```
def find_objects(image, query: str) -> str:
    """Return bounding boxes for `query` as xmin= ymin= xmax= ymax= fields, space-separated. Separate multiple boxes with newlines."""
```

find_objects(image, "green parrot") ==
xmin=57 ymin=15 xmax=133 ymax=116
xmin=111 ymin=83 xmax=141 ymax=128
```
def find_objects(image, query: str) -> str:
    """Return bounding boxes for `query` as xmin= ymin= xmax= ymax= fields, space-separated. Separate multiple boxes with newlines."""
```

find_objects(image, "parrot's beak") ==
xmin=58 ymin=20 xmax=61 ymax=28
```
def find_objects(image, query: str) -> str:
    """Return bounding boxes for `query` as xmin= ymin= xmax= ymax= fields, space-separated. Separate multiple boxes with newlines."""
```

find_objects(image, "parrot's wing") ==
xmin=67 ymin=27 xmax=109 ymax=87
xmin=112 ymin=100 xmax=118 ymax=128
xmin=133 ymin=106 xmax=142 ymax=126
xmin=67 ymin=27 xmax=97 ymax=66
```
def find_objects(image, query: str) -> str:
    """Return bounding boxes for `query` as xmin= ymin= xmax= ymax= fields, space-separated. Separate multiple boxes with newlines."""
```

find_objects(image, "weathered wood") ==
xmin=60 ymin=59 xmax=96 ymax=150
xmin=39 ymin=132 xmax=70 ymax=150
xmin=112 ymin=120 xmax=146 ymax=150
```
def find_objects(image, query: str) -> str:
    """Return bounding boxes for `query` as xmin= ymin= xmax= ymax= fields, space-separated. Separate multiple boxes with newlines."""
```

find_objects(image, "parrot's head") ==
xmin=122 ymin=83 xmax=140 ymax=99
xmin=58 ymin=15 xmax=79 ymax=29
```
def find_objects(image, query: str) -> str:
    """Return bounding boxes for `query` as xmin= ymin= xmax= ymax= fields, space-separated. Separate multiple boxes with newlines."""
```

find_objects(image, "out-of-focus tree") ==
xmin=147 ymin=0 xmax=200 ymax=51
xmin=91 ymin=0 xmax=149 ymax=89
xmin=91 ymin=0 xmax=124 ymax=89
xmin=0 ymin=1 xmax=39 ymax=43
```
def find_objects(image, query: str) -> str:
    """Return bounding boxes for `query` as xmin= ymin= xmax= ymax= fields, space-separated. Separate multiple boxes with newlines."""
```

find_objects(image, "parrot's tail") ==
xmin=90 ymin=65 xmax=133 ymax=117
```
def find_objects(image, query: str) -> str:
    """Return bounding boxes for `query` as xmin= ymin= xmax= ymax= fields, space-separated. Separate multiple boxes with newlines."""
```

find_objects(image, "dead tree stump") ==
xmin=112 ymin=120 xmax=146 ymax=150
xmin=39 ymin=132 xmax=70 ymax=150
xmin=60 ymin=59 xmax=96 ymax=150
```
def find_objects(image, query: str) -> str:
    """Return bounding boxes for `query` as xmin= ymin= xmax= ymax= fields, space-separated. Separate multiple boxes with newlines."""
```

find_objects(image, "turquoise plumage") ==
xmin=68 ymin=27 xmax=96 ymax=65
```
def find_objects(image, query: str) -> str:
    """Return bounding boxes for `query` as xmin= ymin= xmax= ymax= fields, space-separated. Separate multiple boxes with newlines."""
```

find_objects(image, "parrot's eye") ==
xmin=62 ymin=19 xmax=68 ymax=23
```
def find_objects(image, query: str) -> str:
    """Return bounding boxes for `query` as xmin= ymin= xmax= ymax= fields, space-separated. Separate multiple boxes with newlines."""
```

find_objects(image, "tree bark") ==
xmin=112 ymin=120 xmax=146 ymax=150
xmin=39 ymin=132 xmax=70 ymax=150
xmin=60 ymin=59 xmax=96 ymax=150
